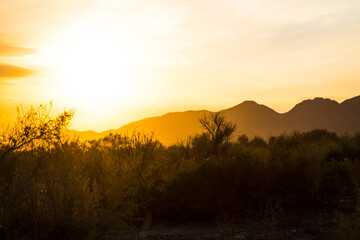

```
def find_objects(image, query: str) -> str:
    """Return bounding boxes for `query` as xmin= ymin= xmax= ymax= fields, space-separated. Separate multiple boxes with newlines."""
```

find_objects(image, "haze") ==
xmin=1 ymin=0 xmax=359 ymax=131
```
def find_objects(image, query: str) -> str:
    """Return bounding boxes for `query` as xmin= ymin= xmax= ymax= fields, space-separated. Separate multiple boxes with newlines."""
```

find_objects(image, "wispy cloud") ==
xmin=0 ymin=79 xmax=17 ymax=85
xmin=0 ymin=44 xmax=36 ymax=57
xmin=0 ymin=64 xmax=34 ymax=78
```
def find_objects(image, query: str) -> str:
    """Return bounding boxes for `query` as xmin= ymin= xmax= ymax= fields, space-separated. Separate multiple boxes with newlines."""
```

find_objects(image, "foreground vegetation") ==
xmin=1 ymin=105 xmax=360 ymax=239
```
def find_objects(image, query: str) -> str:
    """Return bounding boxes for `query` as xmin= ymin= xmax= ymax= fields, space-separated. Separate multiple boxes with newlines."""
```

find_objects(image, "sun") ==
xmin=48 ymin=16 xmax=137 ymax=112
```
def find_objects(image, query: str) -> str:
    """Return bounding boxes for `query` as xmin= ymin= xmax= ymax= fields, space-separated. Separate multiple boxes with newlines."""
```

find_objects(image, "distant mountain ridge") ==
xmin=70 ymin=96 xmax=360 ymax=144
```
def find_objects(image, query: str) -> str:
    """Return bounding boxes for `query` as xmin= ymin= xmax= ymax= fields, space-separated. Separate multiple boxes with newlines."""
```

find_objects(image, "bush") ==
xmin=1 ymin=103 xmax=359 ymax=236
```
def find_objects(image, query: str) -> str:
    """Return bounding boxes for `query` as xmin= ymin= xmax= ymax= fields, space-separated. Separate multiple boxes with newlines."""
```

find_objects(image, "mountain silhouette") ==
xmin=71 ymin=95 xmax=360 ymax=144
xmin=221 ymin=101 xmax=284 ymax=137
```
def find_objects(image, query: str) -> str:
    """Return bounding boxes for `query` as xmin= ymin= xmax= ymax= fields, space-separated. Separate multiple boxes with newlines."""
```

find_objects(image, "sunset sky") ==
xmin=1 ymin=0 xmax=359 ymax=131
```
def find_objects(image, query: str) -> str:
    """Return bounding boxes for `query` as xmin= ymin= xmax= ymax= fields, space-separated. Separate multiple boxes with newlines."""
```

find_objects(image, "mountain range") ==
xmin=70 ymin=95 xmax=360 ymax=144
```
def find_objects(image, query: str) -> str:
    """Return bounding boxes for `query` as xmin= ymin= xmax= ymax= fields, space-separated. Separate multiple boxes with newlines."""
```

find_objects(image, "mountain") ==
xmin=284 ymin=98 xmax=341 ymax=132
xmin=70 ymin=96 xmax=360 ymax=144
xmin=221 ymin=101 xmax=283 ymax=137
xmin=283 ymin=96 xmax=360 ymax=134
xmin=102 ymin=110 xmax=211 ymax=143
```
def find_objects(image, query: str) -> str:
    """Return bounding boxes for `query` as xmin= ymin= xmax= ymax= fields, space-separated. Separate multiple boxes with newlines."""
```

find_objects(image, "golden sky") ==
xmin=1 ymin=0 xmax=360 ymax=131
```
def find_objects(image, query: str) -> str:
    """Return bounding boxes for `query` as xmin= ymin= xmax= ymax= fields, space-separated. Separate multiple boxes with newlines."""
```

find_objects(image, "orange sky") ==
xmin=1 ymin=0 xmax=360 ymax=131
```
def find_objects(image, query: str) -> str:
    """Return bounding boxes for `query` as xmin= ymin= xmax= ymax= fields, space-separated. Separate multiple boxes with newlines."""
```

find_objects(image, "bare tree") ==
xmin=0 ymin=102 xmax=74 ymax=161
xmin=199 ymin=112 xmax=236 ymax=156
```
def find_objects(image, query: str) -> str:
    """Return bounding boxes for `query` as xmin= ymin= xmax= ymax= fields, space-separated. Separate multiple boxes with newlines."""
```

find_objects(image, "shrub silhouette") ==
xmin=0 ymin=102 xmax=74 ymax=161
xmin=1 ymin=104 xmax=360 ymax=238
xmin=198 ymin=112 xmax=236 ymax=156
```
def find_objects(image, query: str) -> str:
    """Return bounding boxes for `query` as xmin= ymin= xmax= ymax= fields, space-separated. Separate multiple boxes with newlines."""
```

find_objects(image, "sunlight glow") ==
xmin=1 ymin=0 xmax=359 ymax=132
xmin=49 ymin=17 xmax=137 ymax=112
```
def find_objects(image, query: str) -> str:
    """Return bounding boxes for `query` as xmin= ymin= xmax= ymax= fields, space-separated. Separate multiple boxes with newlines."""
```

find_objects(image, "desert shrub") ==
xmin=151 ymin=130 xmax=360 ymax=222
xmin=198 ymin=112 xmax=236 ymax=156
xmin=154 ymin=153 xmax=265 ymax=222
xmin=190 ymin=133 xmax=213 ymax=161
xmin=87 ymin=132 xmax=167 ymax=227
xmin=249 ymin=136 xmax=267 ymax=148
xmin=0 ymin=103 xmax=73 ymax=184
xmin=319 ymin=160 xmax=357 ymax=201
xmin=1 ymin=104 xmax=360 ymax=235
xmin=0 ymin=143 xmax=97 ymax=240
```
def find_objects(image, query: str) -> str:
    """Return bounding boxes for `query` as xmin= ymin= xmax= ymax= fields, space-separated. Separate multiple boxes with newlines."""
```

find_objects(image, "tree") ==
xmin=0 ymin=102 xmax=74 ymax=161
xmin=198 ymin=112 xmax=236 ymax=156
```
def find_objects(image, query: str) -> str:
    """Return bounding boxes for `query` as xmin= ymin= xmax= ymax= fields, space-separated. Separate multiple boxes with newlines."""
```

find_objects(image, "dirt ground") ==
xmin=99 ymin=191 xmax=360 ymax=240
xmin=101 ymin=206 xmax=359 ymax=240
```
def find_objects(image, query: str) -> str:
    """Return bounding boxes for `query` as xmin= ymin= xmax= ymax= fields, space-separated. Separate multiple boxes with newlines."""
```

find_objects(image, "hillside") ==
xmin=70 ymin=96 xmax=360 ymax=144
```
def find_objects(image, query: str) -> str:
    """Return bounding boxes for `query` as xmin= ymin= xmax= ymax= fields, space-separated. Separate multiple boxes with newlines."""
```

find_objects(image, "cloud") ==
xmin=0 ymin=79 xmax=17 ymax=85
xmin=0 ymin=45 xmax=36 ymax=57
xmin=0 ymin=64 xmax=34 ymax=78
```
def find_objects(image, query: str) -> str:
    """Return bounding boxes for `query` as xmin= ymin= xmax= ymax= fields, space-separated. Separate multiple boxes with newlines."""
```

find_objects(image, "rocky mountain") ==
xmin=70 ymin=96 xmax=360 ymax=144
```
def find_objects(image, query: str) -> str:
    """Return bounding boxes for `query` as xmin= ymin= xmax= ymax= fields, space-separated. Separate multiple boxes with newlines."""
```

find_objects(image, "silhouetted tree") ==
xmin=199 ymin=112 xmax=236 ymax=156
xmin=0 ymin=102 xmax=74 ymax=161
